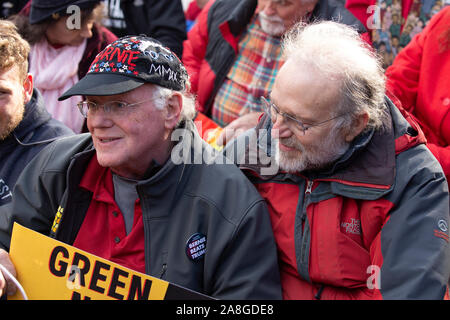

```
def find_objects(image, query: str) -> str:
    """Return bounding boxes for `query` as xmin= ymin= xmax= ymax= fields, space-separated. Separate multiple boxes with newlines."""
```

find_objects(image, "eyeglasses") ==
xmin=77 ymin=96 xmax=162 ymax=118
xmin=261 ymin=96 xmax=348 ymax=135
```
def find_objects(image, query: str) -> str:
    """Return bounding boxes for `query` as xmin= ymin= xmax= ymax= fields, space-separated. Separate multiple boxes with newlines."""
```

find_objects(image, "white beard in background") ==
xmin=259 ymin=11 xmax=286 ymax=36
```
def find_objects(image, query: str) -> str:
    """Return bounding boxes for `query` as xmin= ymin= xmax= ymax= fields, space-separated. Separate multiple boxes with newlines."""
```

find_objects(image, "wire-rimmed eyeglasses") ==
xmin=261 ymin=96 xmax=348 ymax=135
xmin=77 ymin=96 xmax=162 ymax=118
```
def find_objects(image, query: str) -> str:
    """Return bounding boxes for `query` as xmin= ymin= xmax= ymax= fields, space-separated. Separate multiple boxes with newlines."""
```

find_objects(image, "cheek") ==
xmin=281 ymin=7 xmax=308 ymax=27
xmin=0 ymin=108 xmax=9 ymax=125
xmin=125 ymin=117 xmax=159 ymax=144
xmin=55 ymin=29 xmax=82 ymax=45
xmin=66 ymin=30 xmax=83 ymax=43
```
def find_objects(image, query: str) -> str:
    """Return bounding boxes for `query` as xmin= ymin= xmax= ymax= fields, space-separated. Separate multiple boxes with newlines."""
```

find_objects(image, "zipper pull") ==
xmin=305 ymin=180 xmax=313 ymax=194
xmin=159 ymin=263 xmax=167 ymax=279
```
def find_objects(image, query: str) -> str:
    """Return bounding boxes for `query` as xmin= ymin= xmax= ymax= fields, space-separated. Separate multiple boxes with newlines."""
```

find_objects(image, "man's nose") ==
xmin=87 ymin=107 xmax=114 ymax=128
xmin=259 ymin=0 xmax=277 ymax=16
xmin=271 ymin=116 xmax=291 ymax=139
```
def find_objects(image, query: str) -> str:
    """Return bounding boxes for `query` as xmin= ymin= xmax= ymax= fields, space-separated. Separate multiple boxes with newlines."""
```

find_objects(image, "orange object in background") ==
xmin=194 ymin=112 xmax=224 ymax=150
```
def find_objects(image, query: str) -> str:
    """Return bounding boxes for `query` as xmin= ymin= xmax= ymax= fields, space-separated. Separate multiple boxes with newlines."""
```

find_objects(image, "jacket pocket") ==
xmin=308 ymin=197 xmax=371 ymax=288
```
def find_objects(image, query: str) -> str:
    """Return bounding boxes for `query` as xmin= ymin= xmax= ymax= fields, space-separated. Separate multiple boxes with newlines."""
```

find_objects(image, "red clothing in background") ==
xmin=386 ymin=7 xmax=450 ymax=182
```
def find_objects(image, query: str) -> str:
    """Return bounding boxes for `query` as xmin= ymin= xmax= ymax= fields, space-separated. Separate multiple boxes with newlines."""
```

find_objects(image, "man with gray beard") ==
xmin=225 ymin=21 xmax=450 ymax=299
xmin=182 ymin=0 xmax=367 ymax=144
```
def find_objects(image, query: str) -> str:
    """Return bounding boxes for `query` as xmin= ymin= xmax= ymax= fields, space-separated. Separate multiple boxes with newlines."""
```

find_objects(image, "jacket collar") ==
xmin=14 ymin=89 xmax=52 ymax=139
xmin=225 ymin=0 xmax=258 ymax=37
xmin=1 ymin=89 xmax=52 ymax=150
xmin=311 ymin=0 xmax=367 ymax=34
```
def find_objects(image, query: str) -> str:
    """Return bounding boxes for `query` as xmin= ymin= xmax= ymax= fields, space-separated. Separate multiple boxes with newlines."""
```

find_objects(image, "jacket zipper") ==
xmin=305 ymin=180 xmax=313 ymax=194
xmin=315 ymin=285 xmax=325 ymax=300
xmin=159 ymin=263 xmax=167 ymax=279
xmin=297 ymin=180 xmax=314 ymax=282
xmin=304 ymin=181 xmax=326 ymax=299
xmin=301 ymin=180 xmax=313 ymax=225
xmin=302 ymin=179 xmax=313 ymax=230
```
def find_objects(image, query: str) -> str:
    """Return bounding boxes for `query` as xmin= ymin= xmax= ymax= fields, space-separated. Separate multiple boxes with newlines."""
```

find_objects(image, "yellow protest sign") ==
xmin=8 ymin=223 xmax=211 ymax=300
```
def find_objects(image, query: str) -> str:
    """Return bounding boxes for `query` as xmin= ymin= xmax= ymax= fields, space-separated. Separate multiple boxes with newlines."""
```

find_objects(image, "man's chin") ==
xmin=0 ymin=119 xmax=21 ymax=141
xmin=277 ymin=159 xmax=307 ymax=173
xmin=276 ymin=151 xmax=308 ymax=173
xmin=259 ymin=20 xmax=286 ymax=37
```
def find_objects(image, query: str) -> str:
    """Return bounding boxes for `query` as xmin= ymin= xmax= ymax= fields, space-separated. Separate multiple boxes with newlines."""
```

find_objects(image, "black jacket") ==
xmin=104 ymin=0 xmax=186 ymax=57
xmin=0 ymin=121 xmax=282 ymax=299
xmin=0 ymin=0 xmax=27 ymax=18
xmin=0 ymin=89 xmax=73 ymax=207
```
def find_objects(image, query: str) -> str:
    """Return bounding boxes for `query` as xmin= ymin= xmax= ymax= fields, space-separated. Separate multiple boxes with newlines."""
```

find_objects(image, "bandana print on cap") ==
xmin=87 ymin=36 xmax=186 ymax=91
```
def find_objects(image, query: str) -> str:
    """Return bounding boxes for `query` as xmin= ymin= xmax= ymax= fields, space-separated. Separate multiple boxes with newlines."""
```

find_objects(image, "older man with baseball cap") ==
xmin=0 ymin=36 xmax=282 ymax=299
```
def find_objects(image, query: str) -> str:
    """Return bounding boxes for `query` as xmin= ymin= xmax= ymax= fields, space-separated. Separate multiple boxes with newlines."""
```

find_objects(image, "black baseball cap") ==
xmin=59 ymin=35 xmax=188 ymax=101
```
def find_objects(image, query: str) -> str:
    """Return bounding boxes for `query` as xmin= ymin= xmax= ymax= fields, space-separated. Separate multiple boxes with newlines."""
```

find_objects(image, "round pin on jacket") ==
xmin=186 ymin=233 xmax=207 ymax=261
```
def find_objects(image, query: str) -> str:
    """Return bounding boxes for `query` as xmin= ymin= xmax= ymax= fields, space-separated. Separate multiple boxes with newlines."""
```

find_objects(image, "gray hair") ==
xmin=282 ymin=21 xmax=387 ymax=131
xmin=152 ymin=83 xmax=196 ymax=125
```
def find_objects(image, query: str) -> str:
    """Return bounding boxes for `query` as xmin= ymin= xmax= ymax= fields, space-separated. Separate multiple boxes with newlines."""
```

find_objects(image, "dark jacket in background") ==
xmin=0 ymin=89 xmax=73 ymax=208
xmin=104 ymin=0 xmax=186 ymax=57
xmin=0 ymin=0 xmax=27 ymax=18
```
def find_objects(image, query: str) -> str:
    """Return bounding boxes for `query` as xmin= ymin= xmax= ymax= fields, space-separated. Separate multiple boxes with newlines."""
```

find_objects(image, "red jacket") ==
xmin=231 ymin=98 xmax=450 ymax=299
xmin=345 ymin=0 xmax=415 ymax=32
xmin=385 ymin=7 xmax=450 ymax=182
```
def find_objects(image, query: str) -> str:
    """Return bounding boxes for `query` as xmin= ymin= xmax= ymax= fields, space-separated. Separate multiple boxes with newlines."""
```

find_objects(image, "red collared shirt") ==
xmin=73 ymin=154 xmax=146 ymax=274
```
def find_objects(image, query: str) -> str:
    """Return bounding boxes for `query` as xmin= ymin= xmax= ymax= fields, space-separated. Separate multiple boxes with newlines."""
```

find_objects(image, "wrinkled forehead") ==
xmin=272 ymin=59 xmax=342 ymax=117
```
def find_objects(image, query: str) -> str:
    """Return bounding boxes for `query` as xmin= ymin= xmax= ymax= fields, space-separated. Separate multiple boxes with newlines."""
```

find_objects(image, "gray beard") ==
xmin=259 ymin=13 xmax=286 ymax=37
xmin=274 ymin=133 xmax=350 ymax=173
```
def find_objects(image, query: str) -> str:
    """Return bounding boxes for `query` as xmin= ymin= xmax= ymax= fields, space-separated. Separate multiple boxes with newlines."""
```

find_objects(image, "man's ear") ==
xmin=344 ymin=112 xmax=369 ymax=142
xmin=22 ymin=73 xmax=33 ymax=104
xmin=164 ymin=93 xmax=182 ymax=130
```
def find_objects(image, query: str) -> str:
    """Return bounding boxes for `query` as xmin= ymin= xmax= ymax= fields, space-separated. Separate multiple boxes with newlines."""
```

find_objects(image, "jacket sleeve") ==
xmin=385 ymin=17 xmax=450 ymax=178
xmin=427 ymin=144 xmax=450 ymax=182
xmin=345 ymin=0 xmax=375 ymax=32
xmin=121 ymin=0 xmax=186 ymax=58
xmin=370 ymin=146 xmax=450 ymax=299
xmin=385 ymin=26 xmax=424 ymax=116
xmin=0 ymin=142 xmax=63 ymax=251
xmin=182 ymin=0 xmax=214 ymax=100
xmin=211 ymin=199 xmax=282 ymax=299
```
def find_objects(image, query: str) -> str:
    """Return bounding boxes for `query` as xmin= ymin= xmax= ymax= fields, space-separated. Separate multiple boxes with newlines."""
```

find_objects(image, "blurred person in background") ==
xmin=0 ymin=19 xmax=72 ymax=210
xmin=346 ymin=0 xmax=448 ymax=68
xmin=385 ymin=6 xmax=450 ymax=184
xmin=183 ymin=0 xmax=367 ymax=147
xmin=10 ymin=0 xmax=117 ymax=133
xmin=103 ymin=0 xmax=186 ymax=57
